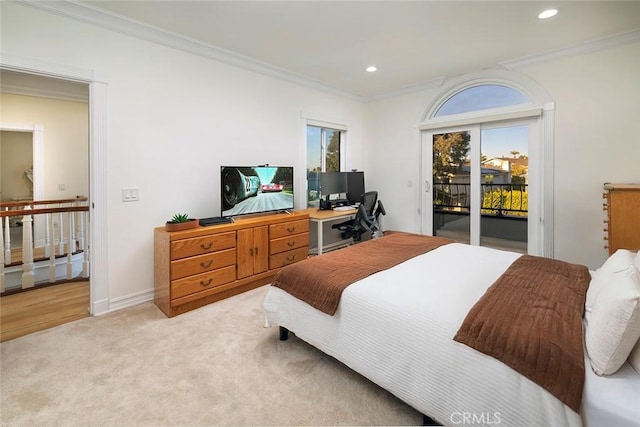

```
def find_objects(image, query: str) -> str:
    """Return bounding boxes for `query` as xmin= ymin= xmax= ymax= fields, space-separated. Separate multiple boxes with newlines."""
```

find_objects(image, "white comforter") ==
xmin=263 ymin=243 xmax=582 ymax=427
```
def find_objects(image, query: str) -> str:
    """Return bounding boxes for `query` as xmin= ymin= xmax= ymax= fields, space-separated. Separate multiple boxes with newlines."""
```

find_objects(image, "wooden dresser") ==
xmin=603 ymin=183 xmax=640 ymax=255
xmin=154 ymin=211 xmax=309 ymax=317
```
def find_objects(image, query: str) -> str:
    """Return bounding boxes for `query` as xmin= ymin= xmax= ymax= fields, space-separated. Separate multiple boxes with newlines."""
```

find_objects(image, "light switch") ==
xmin=122 ymin=187 xmax=140 ymax=202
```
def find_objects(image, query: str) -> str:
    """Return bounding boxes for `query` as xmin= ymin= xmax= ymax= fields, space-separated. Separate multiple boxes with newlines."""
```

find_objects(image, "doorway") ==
xmin=1 ymin=131 xmax=33 ymax=234
xmin=2 ymin=54 xmax=109 ymax=317
xmin=1 ymin=70 xmax=91 ymax=337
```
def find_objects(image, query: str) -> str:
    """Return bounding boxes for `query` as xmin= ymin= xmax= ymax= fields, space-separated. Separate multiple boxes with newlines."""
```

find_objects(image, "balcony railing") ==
xmin=433 ymin=183 xmax=528 ymax=218
xmin=0 ymin=196 xmax=90 ymax=293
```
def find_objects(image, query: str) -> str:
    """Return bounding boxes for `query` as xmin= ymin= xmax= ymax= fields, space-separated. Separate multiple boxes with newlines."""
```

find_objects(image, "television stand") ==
xmin=154 ymin=211 xmax=310 ymax=317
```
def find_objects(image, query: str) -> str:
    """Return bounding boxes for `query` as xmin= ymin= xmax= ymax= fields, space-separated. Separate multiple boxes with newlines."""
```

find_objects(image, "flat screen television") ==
xmin=221 ymin=166 xmax=294 ymax=217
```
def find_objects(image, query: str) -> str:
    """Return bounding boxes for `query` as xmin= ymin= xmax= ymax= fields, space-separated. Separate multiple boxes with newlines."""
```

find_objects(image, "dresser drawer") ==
xmin=270 ymin=232 xmax=309 ymax=255
xmin=170 ymin=232 xmax=235 ymax=260
xmin=269 ymin=247 xmax=308 ymax=269
xmin=170 ymin=248 xmax=236 ymax=280
xmin=171 ymin=265 xmax=237 ymax=299
xmin=269 ymin=220 xmax=309 ymax=239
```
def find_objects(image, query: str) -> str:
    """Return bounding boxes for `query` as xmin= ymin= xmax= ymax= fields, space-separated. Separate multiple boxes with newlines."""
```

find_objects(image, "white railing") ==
xmin=0 ymin=196 xmax=90 ymax=293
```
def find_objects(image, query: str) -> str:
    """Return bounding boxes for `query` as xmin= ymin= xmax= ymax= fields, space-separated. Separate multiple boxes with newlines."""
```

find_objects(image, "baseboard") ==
xmin=93 ymin=288 xmax=154 ymax=316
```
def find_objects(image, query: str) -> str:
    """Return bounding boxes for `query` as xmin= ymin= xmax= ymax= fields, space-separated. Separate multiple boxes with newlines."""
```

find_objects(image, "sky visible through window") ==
xmin=437 ymin=85 xmax=530 ymax=159
xmin=307 ymin=126 xmax=321 ymax=172
xmin=482 ymin=126 xmax=528 ymax=159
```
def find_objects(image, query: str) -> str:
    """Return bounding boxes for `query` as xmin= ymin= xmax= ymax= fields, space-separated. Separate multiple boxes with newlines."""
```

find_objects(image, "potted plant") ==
xmin=165 ymin=213 xmax=198 ymax=232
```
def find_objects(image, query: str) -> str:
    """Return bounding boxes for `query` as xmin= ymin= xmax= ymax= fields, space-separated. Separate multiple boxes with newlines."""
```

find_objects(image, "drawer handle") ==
xmin=286 ymin=254 xmax=296 ymax=262
xmin=200 ymin=242 xmax=213 ymax=250
xmin=200 ymin=278 xmax=213 ymax=287
xmin=287 ymin=226 xmax=295 ymax=232
xmin=287 ymin=241 xmax=295 ymax=247
xmin=200 ymin=260 xmax=213 ymax=268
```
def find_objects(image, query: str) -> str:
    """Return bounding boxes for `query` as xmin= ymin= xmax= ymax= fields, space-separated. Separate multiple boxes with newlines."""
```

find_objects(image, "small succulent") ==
xmin=170 ymin=213 xmax=190 ymax=223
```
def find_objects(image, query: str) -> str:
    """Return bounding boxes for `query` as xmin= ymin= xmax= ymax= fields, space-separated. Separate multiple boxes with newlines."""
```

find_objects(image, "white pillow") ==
xmin=635 ymin=251 xmax=640 ymax=271
xmin=586 ymin=249 xmax=636 ymax=311
xmin=628 ymin=339 xmax=640 ymax=375
xmin=586 ymin=268 xmax=640 ymax=376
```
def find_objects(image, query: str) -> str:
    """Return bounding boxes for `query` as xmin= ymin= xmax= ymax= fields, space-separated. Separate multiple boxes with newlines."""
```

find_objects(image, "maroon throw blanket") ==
xmin=454 ymin=255 xmax=590 ymax=413
xmin=272 ymin=232 xmax=453 ymax=315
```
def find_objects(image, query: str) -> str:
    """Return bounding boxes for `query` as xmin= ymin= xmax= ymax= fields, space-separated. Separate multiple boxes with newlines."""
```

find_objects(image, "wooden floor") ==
xmin=0 ymin=281 xmax=90 ymax=343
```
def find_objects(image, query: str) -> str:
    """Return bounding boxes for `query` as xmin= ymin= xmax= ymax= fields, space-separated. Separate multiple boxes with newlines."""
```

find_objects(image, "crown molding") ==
xmin=501 ymin=28 xmax=640 ymax=70
xmin=15 ymin=1 xmax=640 ymax=103
xmin=17 ymin=0 xmax=362 ymax=101
xmin=362 ymin=76 xmax=447 ymax=102
xmin=370 ymin=29 xmax=640 ymax=102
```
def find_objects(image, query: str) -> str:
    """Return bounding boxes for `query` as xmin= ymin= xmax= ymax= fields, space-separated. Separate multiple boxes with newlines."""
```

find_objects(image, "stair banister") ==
xmin=21 ymin=206 xmax=35 ymax=289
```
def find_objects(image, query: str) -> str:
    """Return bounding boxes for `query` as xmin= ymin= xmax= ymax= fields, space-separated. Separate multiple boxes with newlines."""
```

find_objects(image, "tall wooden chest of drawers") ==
xmin=603 ymin=183 xmax=640 ymax=255
xmin=154 ymin=211 xmax=309 ymax=317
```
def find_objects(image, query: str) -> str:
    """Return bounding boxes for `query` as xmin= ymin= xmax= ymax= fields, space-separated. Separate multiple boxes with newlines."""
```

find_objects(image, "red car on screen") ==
xmin=261 ymin=182 xmax=283 ymax=192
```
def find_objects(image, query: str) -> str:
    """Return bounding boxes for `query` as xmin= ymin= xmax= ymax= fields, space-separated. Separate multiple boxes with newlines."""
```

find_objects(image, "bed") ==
xmin=262 ymin=232 xmax=640 ymax=427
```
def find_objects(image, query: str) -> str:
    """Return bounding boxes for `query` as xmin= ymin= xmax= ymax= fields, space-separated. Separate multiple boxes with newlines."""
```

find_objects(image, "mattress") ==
xmin=263 ymin=243 xmax=583 ymax=427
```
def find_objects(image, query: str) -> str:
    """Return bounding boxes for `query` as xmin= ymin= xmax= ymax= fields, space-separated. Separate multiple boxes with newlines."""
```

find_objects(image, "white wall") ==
xmin=1 ymin=2 xmax=364 ymax=310
xmin=519 ymin=42 xmax=640 ymax=268
xmin=363 ymin=42 xmax=640 ymax=270
xmin=1 ymin=130 xmax=33 ymax=202
xmin=0 ymin=94 xmax=89 ymax=201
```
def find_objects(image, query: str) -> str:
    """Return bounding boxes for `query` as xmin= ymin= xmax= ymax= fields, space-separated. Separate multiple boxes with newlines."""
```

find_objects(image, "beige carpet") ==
xmin=0 ymin=285 xmax=422 ymax=426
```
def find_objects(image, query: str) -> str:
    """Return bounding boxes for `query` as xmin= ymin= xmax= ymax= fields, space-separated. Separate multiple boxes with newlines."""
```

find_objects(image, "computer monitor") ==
xmin=346 ymin=171 xmax=365 ymax=204
xmin=319 ymin=172 xmax=347 ymax=199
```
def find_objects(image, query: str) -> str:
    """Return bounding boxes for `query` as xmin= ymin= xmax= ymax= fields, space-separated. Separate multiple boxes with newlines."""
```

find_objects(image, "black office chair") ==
xmin=360 ymin=191 xmax=378 ymax=217
xmin=332 ymin=191 xmax=381 ymax=242
xmin=370 ymin=200 xmax=386 ymax=238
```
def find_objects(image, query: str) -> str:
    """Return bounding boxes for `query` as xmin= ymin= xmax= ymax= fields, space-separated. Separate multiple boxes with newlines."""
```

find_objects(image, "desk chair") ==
xmin=332 ymin=191 xmax=385 ymax=242
xmin=370 ymin=200 xmax=386 ymax=238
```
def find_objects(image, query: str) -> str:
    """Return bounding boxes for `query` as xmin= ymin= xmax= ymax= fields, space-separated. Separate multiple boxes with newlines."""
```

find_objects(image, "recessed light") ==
xmin=365 ymin=66 xmax=377 ymax=73
xmin=538 ymin=9 xmax=558 ymax=19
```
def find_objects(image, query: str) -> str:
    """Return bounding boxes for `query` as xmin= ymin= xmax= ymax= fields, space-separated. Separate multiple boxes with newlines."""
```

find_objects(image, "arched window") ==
xmin=435 ymin=84 xmax=530 ymax=117
xmin=419 ymin=70 xmax=555 ymax=257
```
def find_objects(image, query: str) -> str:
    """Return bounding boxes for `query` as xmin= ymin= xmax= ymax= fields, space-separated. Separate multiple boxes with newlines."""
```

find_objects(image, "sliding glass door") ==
xmin=423 ymin=122 xmax=531 ymax=253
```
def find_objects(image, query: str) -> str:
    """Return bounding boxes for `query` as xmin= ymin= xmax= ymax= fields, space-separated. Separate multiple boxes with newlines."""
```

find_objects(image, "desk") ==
xmin=300 ymin=207 xmax=357 ymax=255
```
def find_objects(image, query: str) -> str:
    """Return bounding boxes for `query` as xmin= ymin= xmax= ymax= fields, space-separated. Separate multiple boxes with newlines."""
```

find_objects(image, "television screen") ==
xmin=221 ymin=166 xmax=294 ymax=216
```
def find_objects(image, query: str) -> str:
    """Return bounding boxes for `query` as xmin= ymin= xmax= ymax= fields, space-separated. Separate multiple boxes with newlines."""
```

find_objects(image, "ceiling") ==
xmin=4 ymin=1 xmax=640 ymax=100
xmin=79 ymin=0 xmax=640 ymax=99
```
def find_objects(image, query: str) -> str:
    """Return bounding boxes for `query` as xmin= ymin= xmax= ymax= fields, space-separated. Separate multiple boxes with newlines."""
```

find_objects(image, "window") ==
xmin=306 ymin=124 xmax=345 ymax=207
xmin=419 ymin=70 xmax=555 ymax=257
xmin=435 ymin=85 xmax=529 ymax=117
